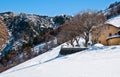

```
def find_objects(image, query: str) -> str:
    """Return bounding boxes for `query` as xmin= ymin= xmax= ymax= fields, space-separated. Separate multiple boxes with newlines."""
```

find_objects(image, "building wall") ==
xmin=92 ymin=24 xmax=119 ymax=45
xmin=107 ymin=37 xmax=120 ymax=45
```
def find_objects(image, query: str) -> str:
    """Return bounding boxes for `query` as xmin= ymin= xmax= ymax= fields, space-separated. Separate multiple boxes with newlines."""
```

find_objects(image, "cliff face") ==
xmin=0 ymin=18 xmax=10 ymax=52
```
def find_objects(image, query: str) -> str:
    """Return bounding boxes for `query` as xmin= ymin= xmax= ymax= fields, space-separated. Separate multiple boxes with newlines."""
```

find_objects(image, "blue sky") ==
xmin=0 ymin=0 xmax=119 ymax=16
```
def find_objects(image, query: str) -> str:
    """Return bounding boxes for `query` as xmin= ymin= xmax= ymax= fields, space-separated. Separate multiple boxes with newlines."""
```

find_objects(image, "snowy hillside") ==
xmin=0 ymin=43 xmax=120 ymax=77
xmin=103 ymin=1 xmax=120 ymax=19
xmin=0 ymin=12 xmax=72 ymax=52
xmin=0 ymin=12 xmax=72 ymax=71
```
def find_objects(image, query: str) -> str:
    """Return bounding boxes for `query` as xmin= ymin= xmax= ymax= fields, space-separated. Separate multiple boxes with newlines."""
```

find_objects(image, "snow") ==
xmin=33 ymin=37 xmax=57 ymax=53
xmin=93 ymin=43 xmax=104 ymax=47
xmin=12 ymin=39 xmax=27 ymax=51
xmin=106 ymin=15 xmax=120 ymax=28
xmin=0 ymin=44 xmax=62 ymax=74
xmin=63 ymin=38 xmax=85 ymax=48
xmin=106 ymin=34 xmax=120 ymax=40
xmin=0 ymin=43 xmax=120 ymax=77
xmin=33 ymin=43 xmax=46 ymax=53
xmin=27 ymin=15 xmax=37 ymax=22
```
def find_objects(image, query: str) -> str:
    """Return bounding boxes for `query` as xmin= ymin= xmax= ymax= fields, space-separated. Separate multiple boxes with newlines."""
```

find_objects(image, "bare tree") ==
xmin=92 ymin=25 xmax=105 ymax=44
xmin=59 ymin=10 xmax=106 ymax=47
xmin=74 ymin=11 xmax=106 ymax=47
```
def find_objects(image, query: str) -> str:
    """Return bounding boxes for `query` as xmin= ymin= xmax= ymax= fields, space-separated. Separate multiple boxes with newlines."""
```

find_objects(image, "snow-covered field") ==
xmin=0 ymin=44 xmax=120 ymax=77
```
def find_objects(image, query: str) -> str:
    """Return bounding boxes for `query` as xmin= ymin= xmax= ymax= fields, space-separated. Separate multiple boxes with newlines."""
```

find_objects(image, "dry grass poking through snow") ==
xmin=0 ymin=19 xmax=10 ymax=52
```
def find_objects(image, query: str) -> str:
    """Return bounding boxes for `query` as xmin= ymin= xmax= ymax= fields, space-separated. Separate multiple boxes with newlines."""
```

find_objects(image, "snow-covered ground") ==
xmin=0 ymin=44 xmax=120 ymax=77
xmin=62 ymin=38 xmax=86 ymax=48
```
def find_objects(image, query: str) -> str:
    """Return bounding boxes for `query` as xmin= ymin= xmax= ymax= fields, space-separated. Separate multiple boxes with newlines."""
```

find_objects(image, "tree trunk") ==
xmin=70 ymin=40 xmax=74 ymax=47
xmin=85 ymin=33 xmax=89 ymax=47
xmin=85 ymin=39 xmax=89 ymax=47
xmin=75 ymin=38 xmax=80 ymax=47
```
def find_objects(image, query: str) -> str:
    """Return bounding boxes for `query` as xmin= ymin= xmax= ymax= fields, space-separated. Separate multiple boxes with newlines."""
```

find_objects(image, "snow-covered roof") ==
xmin=106 ymin=15 xmax=120 ymax=28
xmin=106 ymin=34 xmax=120 ymax=40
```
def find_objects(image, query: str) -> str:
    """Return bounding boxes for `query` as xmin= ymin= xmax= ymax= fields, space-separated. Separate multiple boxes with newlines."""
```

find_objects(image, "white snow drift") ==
xmin=0 ymin=43 xmax=120 ymax=77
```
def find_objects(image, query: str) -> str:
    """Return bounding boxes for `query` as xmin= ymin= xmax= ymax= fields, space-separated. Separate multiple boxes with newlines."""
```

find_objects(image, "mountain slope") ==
xmin=0 ymin=44 xmax=120 ymax=77
xmin=0 ymin=12 xmax=72 ymax=50
xmin=0 ymin=12 xmax=72 ymax=72
xmin=104 ymin=1 xmax=120 ymax=19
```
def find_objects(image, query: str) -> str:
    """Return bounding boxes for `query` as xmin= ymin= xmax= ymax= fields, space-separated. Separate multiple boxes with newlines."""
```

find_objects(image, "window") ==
xmin=99 ymin=41 xmax=101 ymax=43
xmin=109 ymin=33 xmax=112 ymax=36
xmin=115 ymin=33 xmax=117 ymax=35
xmin=118 ymin=31 xmax=120 ymax=35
